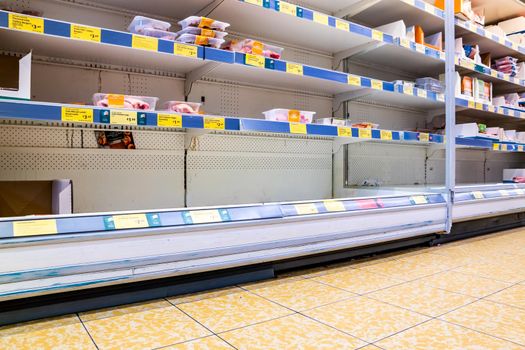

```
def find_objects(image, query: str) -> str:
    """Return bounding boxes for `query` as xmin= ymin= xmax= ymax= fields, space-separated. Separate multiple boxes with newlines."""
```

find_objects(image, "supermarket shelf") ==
xmin=0 ymin=99 xmax=445 ymax=145
xmin=0 ymin=11 xmax=205 ymax=74
xmin=472 ymin=0 xmax=525 ymax=25
xmin=456 ymin=58 xmax=525 ymax=93
xmin=456 ymin=137 xmax=525 ymax=153
xmin=0 ymin=193 xmax=446 ymax=300
xmin=456 ymin=97 xmax=525 ymax=125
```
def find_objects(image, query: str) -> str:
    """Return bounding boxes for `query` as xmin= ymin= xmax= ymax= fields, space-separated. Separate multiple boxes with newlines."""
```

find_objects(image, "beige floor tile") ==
xmin=162 ymin=336 xmax=234 ymax=349
xmin=0 ymin=315 xmax=95 ymax=350
xmin=83 ymin=302 xmax=210 ymax=350
xmin=311 ymin=268 xmax=403 ymax=294
xmin=453 ymin=262 xmax=525 ymax=283
xmin=486 ymin=285 xmax=525 ymax=310
xmin=220 ymin=313 xmax=366 ymax=350
xmin=168 ymin=287 xmax=243 ymax=306
xmin=376 ymin=319 xmax=523 ymax=350
xmin=417 ymin=270 xmax=511 ymax=298
xmin=358 ymin=259 xmax=443 ymax=281
xmin=242 ymin=277 xmax=354 ymax=311
xmin=396 ymin=252 xmax=474 ymax=269
xmin=442 ymin=300 xmax=525 ymax=345
xmin=176 ymin=287 xmax=292 ymax=333
xmin=367 ymin=280 xmax=476 ymax=317
xmin=304 ymin=296 xmax=429 ymax=342
xmin=79 ymin=299 xmax=169 ymax=322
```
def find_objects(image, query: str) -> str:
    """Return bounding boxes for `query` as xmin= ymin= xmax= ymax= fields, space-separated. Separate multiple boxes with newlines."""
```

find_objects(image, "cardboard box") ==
xmin=0 ymin=52 xmax=31 ymax=100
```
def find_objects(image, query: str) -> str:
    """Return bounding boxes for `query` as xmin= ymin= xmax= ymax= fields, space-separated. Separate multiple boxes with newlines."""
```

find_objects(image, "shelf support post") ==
xmin=184 ymin=62 xmax=221 ymax=98
xmin=444 ymin=0 xmax=456 ymax=233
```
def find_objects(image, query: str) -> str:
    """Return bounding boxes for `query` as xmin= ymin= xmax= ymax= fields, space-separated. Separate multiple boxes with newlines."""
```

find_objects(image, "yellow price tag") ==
xmin=61 ymin=107 xmax=94 ymax=123
xmin=424 ymin=2 xmax=433 ymax=12
xmin=419 ymin=133 xmax=430 ymax=142
xmin=111 ymin=110 xmax=137 ymax=125
xmin=475 ymin=102 xmax=483 ymax=110
xmin=348 ymin=75 xmax=362 ymax=86
xmin=286 ymin=63 xmax=303 ymax=75
xmin=488 ymin=105 xmax=496 ymax=113
xmin=338 ymin=127 xmax=352 ymax=137
xmin=415 ymin=43 xmax=426 ymax=53
xmin=279 ymin=2 xmax=297 ymax=15
xmin=245 ymin=0 xmax=263 ymax=5
xmin=501 ymin=144 xmax=508 ymax=151
xmin=468 ymin=100 xmax=475 ymax=109
xmin=157 ymin=114 xmax=182 ymax=128
xmin=132 ymin=35 xmax=158 ymax=51
xmin=113 ymin=214 xmax=149 ymax=229
xmin=174 ymin=43 xmax=198 ymax=57
xmin=437 ymin=94 xmax=445 ymax=102
xmin=400 ymin=38 xmax=411 ymax=48
xmin=245 ymin=53 xmax=265 ymax=68
xmin=313 ymin=12 xmax=329 ymax=26
xmin=380 ymin=130 xmax=393 ymax=140
xmin=493 ymin=143 xmax=500 ymax=151
xmin=519 ymin=145 xmax=524 ymax=152
xmin=404 ymin=85 xmax=414 ymax=95
xmin=13 ymin=219 xmax=58 ymax=237
xmin=358 ymin=128 xmax=372 ymax=139
xmin=290 ymin=123 xmax=307 ymax=134
xmin=499 ymin=190 xmax=510 ymax=197
xmin=371 ymin=80 xmax=383 ymax=90
xmin=498 ymin=36 xmax=506 ymax=44
xmin=204 ymin=117 xmax=225 ymax=130
xmin=472 ymin=191 xmax=484 ymax=199
xmin=71 ymin=24 xmax=101 ymax=42
xmin=411 ymin=196 xmax=428 ymax=204
xmin=189 ymin=210 xmax=223 ymax=224
xmin=324 ymin=201 xmax=346 ymax=212
xmin=372 ymin=30 xmax=383 ymax=41
xmin=8 ymin=13 xmax=44 ymax=33
xmin=416 ymin=89 xmax=427 ymax=98
xmin=336 ymin=20 xmax=349 ymax=31
xmin=295 ymin=203 xmax=319 ymax=215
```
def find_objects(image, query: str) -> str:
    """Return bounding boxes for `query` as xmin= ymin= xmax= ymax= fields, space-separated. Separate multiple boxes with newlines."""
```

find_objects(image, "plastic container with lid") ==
xmin=93 ymin=93 xmax=158 ymax=111
xmin=163 ymin=101 xmax=202 ymax=114
xmin=315 ymin=118 xmax=348 ymax=127
xmin=223 ymin=39 xmax=283 ymax=59
xmin=140 ymin=28 xmax=177 ymax=41
xmin=176 ymin=26 xmax=228 ymax=39
xmin=177 ymin=34 xmax=224 ymax=48
xmin=178 ymin=16 xmax=230 ymax=32
xmin=128 ymin=16 xmax=171 ymax=34
xmin=263 ymin=109 xmax=315 ymax=124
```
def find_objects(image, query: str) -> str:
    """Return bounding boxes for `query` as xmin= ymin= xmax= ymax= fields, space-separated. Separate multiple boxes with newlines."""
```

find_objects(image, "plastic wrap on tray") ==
xmin=223 ymin=39 xmax=283 ymax=59
xmin=351 ymin=122 xmax=380 ymax=129
xmin=93 ymin=93 xmax=158 ymax=111
xmin=177 ymin=34 xmax=224 ymax=48
xmin=128 ymin=16 xmax=171 ymax=34
xmin=139 ymin=28 xmax=177 ymax=41
xmin=177 ymin=26 xmax=228 ymax=39
xmin=263 ymin=109 xmax=315 ymax=123
xmin=178 ymin=16 xmax=230 ymax=32
xmin=163 ymin=101 xmax=201 ymax=114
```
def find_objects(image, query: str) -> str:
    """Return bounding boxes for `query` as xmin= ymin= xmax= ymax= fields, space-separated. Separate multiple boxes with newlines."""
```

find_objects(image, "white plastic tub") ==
xmin=162 ymin=101 xmax=202 ymax=114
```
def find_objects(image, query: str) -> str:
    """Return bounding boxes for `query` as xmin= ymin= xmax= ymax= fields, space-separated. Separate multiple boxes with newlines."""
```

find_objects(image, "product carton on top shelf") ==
xmin=0 ymin=52 xmax=31 ymax=100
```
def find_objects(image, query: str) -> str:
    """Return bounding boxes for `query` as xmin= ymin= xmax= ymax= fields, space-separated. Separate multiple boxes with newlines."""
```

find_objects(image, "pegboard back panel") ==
xmin=346 ymin=102 xmax=428 ymax=131
xmin=0 ymin=147 xmax=185 ymax=213
xmin=345 ymin=143 xmax=427 ymax=186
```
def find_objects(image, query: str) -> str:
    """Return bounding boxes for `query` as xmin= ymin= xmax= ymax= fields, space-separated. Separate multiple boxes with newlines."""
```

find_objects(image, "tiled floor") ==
xmin=3 ymin=228 xmax=525 ymax=349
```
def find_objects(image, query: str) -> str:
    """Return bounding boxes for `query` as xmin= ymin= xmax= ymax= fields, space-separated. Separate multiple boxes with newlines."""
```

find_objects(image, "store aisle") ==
xmin=2 ymin=228 xmax=525 ymax=350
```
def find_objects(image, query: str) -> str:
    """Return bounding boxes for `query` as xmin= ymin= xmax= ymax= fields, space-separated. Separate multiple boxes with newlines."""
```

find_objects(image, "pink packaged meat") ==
xmin=223 ymin=39 xmax=283 ymax=59
xmin=93 ymin=93 xmax=158 ymax=111
xmin=163 ymin=101 xmax=202 ymax=114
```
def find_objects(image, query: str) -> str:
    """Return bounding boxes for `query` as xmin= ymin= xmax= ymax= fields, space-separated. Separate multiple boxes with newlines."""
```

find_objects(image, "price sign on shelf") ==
xmin=499 ymin=190 xmax=510 ymax=197
xmin=132 ymin=35 xmax=158 ymax=51
xmin=174 ymin=43 xmax=198 ymax=58
xmin=416 ymin=89 xmax=427 ymax=98
xmin=279 ymin=2 xmax=297 ymax=16
xmin=290 ymin=123 xmax=307 ymax=134
xmin=110 ymin=110 xmax=137 ymax=126
xmin=371 ymin=80 xmax=383 ymax=90
xmin=372 ymin=30 xmax=383 ymax=42
xmin=337 ymin=127 xmax=352 ymax=137
xmin=112 ymin=214 xmax=149 ymax=229
xmin=404 ymin=85 xmax=414 ymax=95
xmin=294 ymin=203 xmax=319 ymax=215
xmin=13 ymin=219 xmax=58 ymax=237
xmin=71 ymin=24 xmax=101 ymax=42
xmin=204 ymin=117 xmax=225 ymax=130
xmin=472 ymin=191 xmax=484 ymax=200
xmin=61 ymin=107 xmax=94 ymax=123
xmin=336 ymin=20 xmax=349 ymax=31
xmin=358 ymin=128 xmax=372 ymax=139
xmin=186 ymin=209 xmax=226 ymax=224
xmin=400 ymin=38 xmax=410 ymax=48
xmin=348 ymin=75 xmax=362 ymax=86
xmin=245 ymin=0 xmax=263 ymax=6
xmin=493 ymin=143 xmax=500 ymax=151
xmin=313 ymin=12 xmax=329 ymax=26
xmin=245 ymin=54 xmax=265 ymax=68
xmin=157 ymin=114 xmax=182 ymax=128
xmin=411 ymin=196 xmax=428 ymax=205
xmin=8 ymin=13 xmax=44 ymax=33
xmin=419 ymin=133 xmax=430 ymax=142
xmin=380 ymin=130 xmax=393 ymax=140
xmin=324 ymin=201 xmax=346 ymax=212
xmin=286 ymin=63 xmax=303 ymax=76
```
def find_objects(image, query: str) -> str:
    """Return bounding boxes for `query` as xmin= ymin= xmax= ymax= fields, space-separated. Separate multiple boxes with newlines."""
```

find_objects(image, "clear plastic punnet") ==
xmin=178 ymin=16 xmax=230 ymax=32
xmin=162 ymin=101 xmax=202 ymax=114
xmin=263 ymin=109 xmax=315 ymax=123
xmin=177 ymin=34 xmax=225 ymax=48
xmin=176 ymin=27 xmax=228 ymax=39
xmin=93 ymin=93 xmax=159 ymax=111
xmin=128 ymin=16 xmax=171 ymax=34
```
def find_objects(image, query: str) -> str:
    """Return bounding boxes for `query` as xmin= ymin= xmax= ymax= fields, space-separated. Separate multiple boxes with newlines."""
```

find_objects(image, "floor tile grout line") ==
xmin=164 ymin=297 xmax=240 ymax=350
xmin=152 ymin=334 xmax=226 ymax=350
xmin=75 ymin=313 xmax=100 ymax=350
xmin=439 ymin=318 xmax=525 ymax=347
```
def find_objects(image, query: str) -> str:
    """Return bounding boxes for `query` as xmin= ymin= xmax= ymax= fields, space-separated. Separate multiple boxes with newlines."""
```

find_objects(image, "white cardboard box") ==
xmin=0 ymin=52 xmax=32 ymax=100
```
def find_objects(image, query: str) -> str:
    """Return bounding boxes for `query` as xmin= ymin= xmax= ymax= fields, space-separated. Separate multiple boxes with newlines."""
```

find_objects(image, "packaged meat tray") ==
xmin=176 ymin=26 xmax=228 ymax=39
xmin=178 ymin=16 xmax=230 ymax=32
xmin=315 ymin=118 xmax=349 ymax=127
xmin=177 ymin=34 xmax=224 ymax=48
xmin=128 ymin=16 xmax=171 ymax=34
xmin=163 ymin=101 xmax=202 ymax=114
xmin=263 ymin=109 xmax=315 ymax=124
xmin=223 ymin=39 xmax=283 ymax=59
xmin=351 ymin=122 xmax=380 ymax=129
xmin=139 ymin=28 xmax=177 ymax=41
xmin=93 ymin=93 xmax=158 ymax=111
